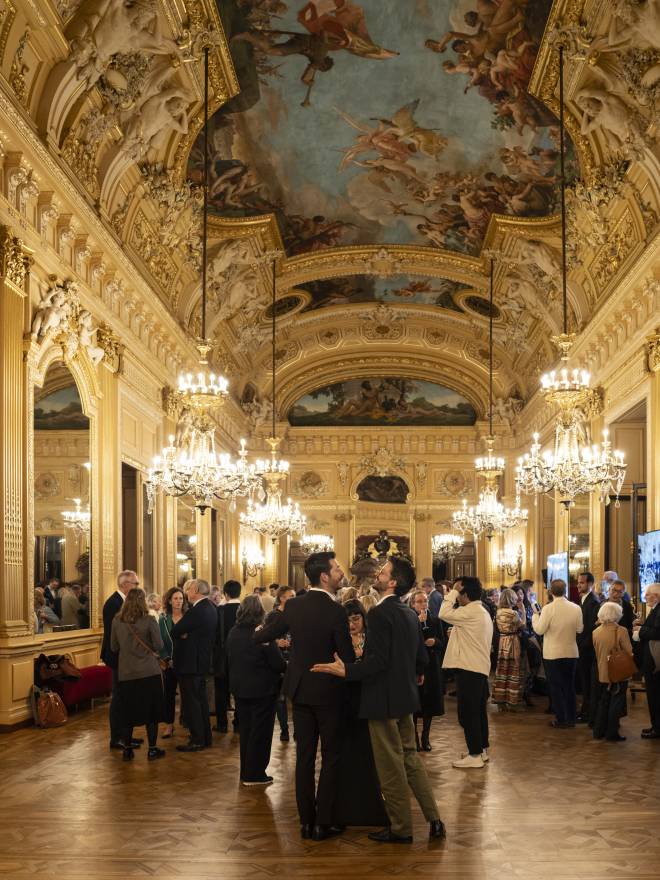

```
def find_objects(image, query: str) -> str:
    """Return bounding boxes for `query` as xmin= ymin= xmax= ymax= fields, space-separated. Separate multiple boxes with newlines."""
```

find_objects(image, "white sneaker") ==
xmin=461 ymin=749 xmax=489 ymax=762
xmin=453 ymin=754 xmax=485 ymax=769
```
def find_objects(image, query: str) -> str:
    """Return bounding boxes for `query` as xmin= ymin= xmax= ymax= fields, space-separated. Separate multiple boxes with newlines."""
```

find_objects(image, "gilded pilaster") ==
xmin=98 ymin=364 xmax=120 ymax=602
xmin=0 ymin=226 xmax=31 ymax=638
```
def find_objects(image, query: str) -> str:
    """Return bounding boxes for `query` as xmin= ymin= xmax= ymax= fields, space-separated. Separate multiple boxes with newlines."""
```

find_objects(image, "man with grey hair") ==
xmin=102 ymin=570 xmax=142 ymax=749
xmin=634 ymin=583 xmax=660 ymax=739
xmin=172 ymin=579 xmax=217 ymax=752
xmin=421 ymin=577 xmax=441 ymax=617
xmin=532 ymin=579 xmax=583 ymax=729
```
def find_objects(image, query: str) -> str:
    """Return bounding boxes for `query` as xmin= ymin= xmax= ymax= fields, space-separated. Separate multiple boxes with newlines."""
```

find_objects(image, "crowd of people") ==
xmin=99 ymin=558 xmax=660 ymax=842
xmin=34 ymin=577 xmax=90 ymax=632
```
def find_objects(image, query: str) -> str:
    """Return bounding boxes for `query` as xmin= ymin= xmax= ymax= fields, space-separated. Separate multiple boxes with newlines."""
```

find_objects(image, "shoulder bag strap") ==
xmin=127 ymin=621 xmax=160 ymax=661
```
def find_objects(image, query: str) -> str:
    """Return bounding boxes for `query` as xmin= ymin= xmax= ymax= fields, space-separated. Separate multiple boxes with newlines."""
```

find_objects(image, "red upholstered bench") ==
xmin=51 ymin=664 xmax=112 ymax=709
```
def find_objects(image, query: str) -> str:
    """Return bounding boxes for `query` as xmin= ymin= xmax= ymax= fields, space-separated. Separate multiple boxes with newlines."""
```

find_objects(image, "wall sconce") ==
xmin=241 ymin=546 xmax=266 ymax=584
xmin=499 ymin=545 xmax=523 ymax=579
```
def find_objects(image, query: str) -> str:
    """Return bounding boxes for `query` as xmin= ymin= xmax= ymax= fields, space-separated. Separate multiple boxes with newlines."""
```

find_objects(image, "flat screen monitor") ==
xmin=638 ymin=529 xmax=660 ymax=603
xmin=546 ymin=552 xmax=569 ymax=592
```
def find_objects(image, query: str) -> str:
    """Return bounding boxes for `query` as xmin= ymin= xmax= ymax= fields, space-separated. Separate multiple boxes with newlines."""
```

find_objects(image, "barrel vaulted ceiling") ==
xmin=2 ymin=0 xmax=656 ymax=425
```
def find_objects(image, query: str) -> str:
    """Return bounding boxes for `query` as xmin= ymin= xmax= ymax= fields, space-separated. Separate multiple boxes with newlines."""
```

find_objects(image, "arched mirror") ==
xmin=569 ymin=493 xmax=590 ymax=581
xmin=176 ymin=499 xmax=197 ymax=587
xmin=33 ymin=361 xmax=91 ymax=633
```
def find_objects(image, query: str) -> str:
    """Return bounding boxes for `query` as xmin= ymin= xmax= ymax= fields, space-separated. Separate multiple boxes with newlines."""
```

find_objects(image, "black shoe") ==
xmin=176 ymin=743 xmax=206 ymax=752
xmin=300 ymin=823 xmax=314 ymax=839
xmin=311 ymin=825 xmax=344 ymax=841
xmin=641 ymin=729 xmax=660 ymax=739
xmin=642 ymin=727 xmax=656 ymax=735
xmin=605 ymin=734 xmax=626 ymax=742
xmin=575 ymin=715 xmax=588 ymax=724
xmin=429 ymin=819 xmax=446 ymax=840
xmin=109 ymin=741 xmax=124 ymax=750
xmin=147 ymin=747 xmax=166 ymax=760
xmin=132 ymin=737 xmax=144 ymax=745
xmin=241 ymin=776 xmax=273 ymax=787
xmin=420 ymin=737 xmax=432 ymax=752
xmin=368 ymin=827 xmax=412 ymax=844
xmin=549 ymin=720 xmax=569 ymax=729
xmin=122 ymin=748 xmax=134 ymax=761
xmin=280 ymin=730 xmax=290 ymax=742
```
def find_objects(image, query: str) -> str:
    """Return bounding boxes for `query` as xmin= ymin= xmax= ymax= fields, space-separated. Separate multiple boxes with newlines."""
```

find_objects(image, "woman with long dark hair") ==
xmin=159 ymin=586 xmax=187 ymax=738
xmin=110 ymin=588 xmax=165 ymax=761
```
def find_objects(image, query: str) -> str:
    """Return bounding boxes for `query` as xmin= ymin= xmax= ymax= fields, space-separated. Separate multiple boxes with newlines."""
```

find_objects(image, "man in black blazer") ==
xmin=213 ymin=579 xmax=242 ymax=732
xmin=636 ymin=585 xmax=660 ymax=738
xmin=576 ymin=571 xmax=601 ymax=723
xmin=313 ymin=557 xmax=445 ymax=844
xmin=172 ymin=578 xmax=218 ymax=752
xmin=608 ymin=579 xmax=636 ymax=638
xmin=101 ymin=570 xmax=141 ymax=749
xmin=254 ymin=551 xmax=354 ymax=840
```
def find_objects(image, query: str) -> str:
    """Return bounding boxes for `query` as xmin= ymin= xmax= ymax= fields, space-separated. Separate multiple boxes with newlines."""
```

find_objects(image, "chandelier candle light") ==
xmin=452 ymin=260 xmax=527 ymax=540
xmin=61 ymin=498 xmax=91 ymax=538
xmin=240 ymin=256 xmax=306 ymax=542
xmin=301 ymin=534 xmax=335 ymax=555
xmin=515 ymin=46 xmax=626 ymax=510
xmin=146 ymin=48 xmax=264 ymax=513
xmin=432 ymin=533 xmax=464 ymax=561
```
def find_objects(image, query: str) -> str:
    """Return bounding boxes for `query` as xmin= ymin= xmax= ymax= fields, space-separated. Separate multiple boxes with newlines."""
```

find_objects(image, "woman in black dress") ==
xmin=110 ymin=588 xmax=165 ymax=761
xmin=333 ymin=600 xmax=388 ymax=827
xmin=409 ymin=589 xmax=445 ymax=751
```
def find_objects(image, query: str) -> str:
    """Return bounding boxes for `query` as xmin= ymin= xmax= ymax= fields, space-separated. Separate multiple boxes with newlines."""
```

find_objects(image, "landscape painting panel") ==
xmin=288 ymin=377 xmax=478 ymax=426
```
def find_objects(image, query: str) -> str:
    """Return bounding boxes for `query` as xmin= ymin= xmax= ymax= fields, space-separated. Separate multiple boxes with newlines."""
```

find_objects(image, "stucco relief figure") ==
xmin=605 ymin=0 xmax=660 ymax=52
xmin=70 ymin=0 xmax=179 ymax=89
xmin=515 ymin=239 xmax=560 ymax=282
xmin=241 ymin=395 xmax=273 ymax=435
xmin=492 ymin=395 xmax=523 ymax=426
xmin=576 ymin=70 xmax=652 ymax=155
xmin=78 ymin=310 xmax=105 ymax=366
xmin=32 ymin=289 xmax=72 ymax=339
xmin=120 ymin=57 xmax=191 ymax=158
xmin=208 ymin=240 xmax=261 ymax=322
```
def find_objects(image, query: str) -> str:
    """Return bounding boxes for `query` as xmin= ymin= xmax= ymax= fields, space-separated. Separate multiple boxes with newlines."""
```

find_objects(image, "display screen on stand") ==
xmin=638 ymin=530 xmax=660 ymax=604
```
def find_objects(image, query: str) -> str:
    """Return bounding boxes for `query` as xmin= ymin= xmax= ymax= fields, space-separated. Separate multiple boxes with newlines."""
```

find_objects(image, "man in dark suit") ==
xmin=172 ymin=578 xmax=218 ymax=752
xmin=101 ymin=570 xmax=142 ymax=749
xmin=576 ymin=571 xmax=601 ymax=723
xmin=213 ymin=579 xmax=242 ymax=732
xmin=313 ymin=557 xmax=445 ymax=844
xmin=635 ymin=584 xmax=660 ymax=738
xmin=254 ymin=551 xmax=354 ymax=841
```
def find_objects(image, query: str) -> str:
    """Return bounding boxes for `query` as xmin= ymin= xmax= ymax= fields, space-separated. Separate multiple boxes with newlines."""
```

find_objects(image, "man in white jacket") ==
xmin=532 ymin=579 xmax=584 ymax=729
xmin=440 ymin=577 xmax=493 ymax=769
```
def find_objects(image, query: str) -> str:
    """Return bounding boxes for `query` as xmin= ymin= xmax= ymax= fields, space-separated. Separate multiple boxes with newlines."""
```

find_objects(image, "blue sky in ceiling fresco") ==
xmin=192 ymin=0 xmax=563 ymax=256
xmin=288 ymin=377 xmax=477 ymax=426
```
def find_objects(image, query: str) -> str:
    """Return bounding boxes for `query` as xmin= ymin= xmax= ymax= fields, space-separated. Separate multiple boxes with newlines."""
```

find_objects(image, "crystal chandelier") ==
xmin=146 ymin=48 xmax=262 ymax=513
xmin=61 ymin=498 xmax=91 ymax=538
xmin=301 ymin=534 xmax=334 ymax=554
xmin=240 ymin=256 xmax=307 ymax=541
xmin=452 ymin=260 xmax=527 ymax=540
xmin=516 ymin=46 xmax=626 ymax=510
xmin=432 ymin=533 xmax=464 ymax=561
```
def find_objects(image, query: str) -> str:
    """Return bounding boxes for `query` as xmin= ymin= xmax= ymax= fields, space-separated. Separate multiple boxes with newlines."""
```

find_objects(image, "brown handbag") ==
xmin=608 ymin=630 xmax=637 ymax=683
xmin=127 ymin=622 xmax=169 ymax=671
xmin=31 ymin=687 xmax=68 ymax=728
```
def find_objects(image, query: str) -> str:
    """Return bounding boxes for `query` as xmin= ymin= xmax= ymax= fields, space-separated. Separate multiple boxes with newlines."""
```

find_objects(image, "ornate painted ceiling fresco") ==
xmin=288 ymin=377 xmax=478 ymax=426
xmin=191 ymin=0 xmax=563 ymax=257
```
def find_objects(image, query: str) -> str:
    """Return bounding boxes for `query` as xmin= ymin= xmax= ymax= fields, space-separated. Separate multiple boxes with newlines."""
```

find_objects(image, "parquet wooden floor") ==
xmin=2 ymin=695 xmax=660 ymax=880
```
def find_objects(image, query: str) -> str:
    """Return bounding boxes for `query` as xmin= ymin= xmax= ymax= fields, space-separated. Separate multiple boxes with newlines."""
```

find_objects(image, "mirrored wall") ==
xmin=33 ymin=361 xmax=91 ymax=633
xmin=176 ymin=499 xmax=197 ymax=587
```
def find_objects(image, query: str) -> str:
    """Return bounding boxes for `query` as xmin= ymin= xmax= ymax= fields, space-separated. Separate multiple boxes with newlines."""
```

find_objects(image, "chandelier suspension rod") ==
xmin=201 ymin=46 xmax=209 ymax=342
xmin=489 ymin=257 xmax=493 ymax=436
xmin=559 ymin=44 xmax=567 ymax=338
xmin=271 ymin=257 xmax=276 ymax=438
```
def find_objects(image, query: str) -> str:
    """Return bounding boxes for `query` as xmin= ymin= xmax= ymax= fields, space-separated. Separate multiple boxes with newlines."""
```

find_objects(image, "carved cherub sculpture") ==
xmin=32 ymin=289 xmax=71 ymax=339
xmin=78 ymin=310 xmax=105 ymax=366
